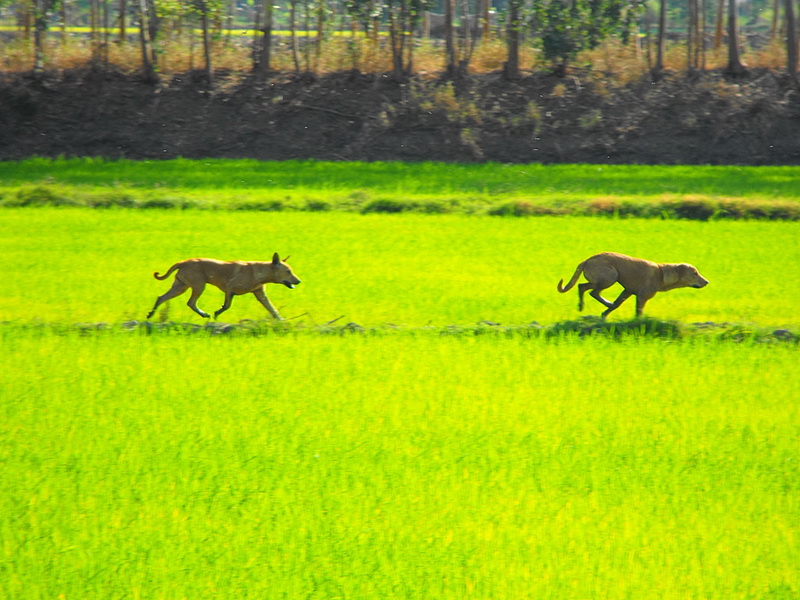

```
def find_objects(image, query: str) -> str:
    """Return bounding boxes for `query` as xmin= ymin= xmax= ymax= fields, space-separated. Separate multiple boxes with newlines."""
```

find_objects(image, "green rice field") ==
xmin=2 ymin=159 xmax=800 ymax=218
xmin=1 ymin=161 xmax=799 ymax=599
xmin=1 ymin=208 xmax=798 ymax=327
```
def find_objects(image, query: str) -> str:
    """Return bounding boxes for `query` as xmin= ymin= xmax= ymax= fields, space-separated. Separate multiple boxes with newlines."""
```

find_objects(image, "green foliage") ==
xmin=533 ymin=0 xmax=645 ymax=70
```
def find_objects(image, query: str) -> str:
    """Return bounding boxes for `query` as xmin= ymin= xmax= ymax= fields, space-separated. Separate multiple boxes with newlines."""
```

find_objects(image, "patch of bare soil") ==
xmin=1 ymin=67 xmax=799 ymax=164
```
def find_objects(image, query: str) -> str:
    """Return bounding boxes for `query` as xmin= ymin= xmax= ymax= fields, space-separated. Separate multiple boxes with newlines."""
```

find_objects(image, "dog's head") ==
xmin=272 ymin=252 xmax=302 ymax=289
xmin=664 ymin=262 xmax=709 ymax=290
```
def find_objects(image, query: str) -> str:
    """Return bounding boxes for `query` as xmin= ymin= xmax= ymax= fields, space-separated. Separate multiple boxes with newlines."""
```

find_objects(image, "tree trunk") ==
xmin=654 ymin=0 xmax=666 ymax=73
xmin=289 ymin=0 xmax=300 ymax=73
xmin=90 ymin=0 xmax=101 ymax=66
xmin=714 ymin=0 xmax=724 ymax=49
xmin=388 ymin=0 xmax=408 ymax=79
xmin=725 ymin=0 xmax=746 ymax=75
xmin=688 ymin=0 xmax=697 ymax=70
xmin=315 ymin=0 xmax=326 ymax=67
xmin=771 ymin=0 xmax=780 ymax=41
xmin=33 ymin=4 xmax=47 ymax=72
xmin=303 ymin=0 xmax=311 ymax=72
xmin=480 ymin=0 xmax=491 ymax=39
xmin=445 ymin=0 xmax=457 ymax=75
xmin=504 ymin=0 xmax=520 ymax=79
xmin=102 ymin=0 xmax=110 ymax=65
xmin=119 ymin=0 xmax=127 ymax=44
xmin=137 ymin=0 xmax=158 ymax=82
xmin=200 ymin=4 xmax=213 ymax=83
xmin=259 ymin=0 xmax=274 ymax=75
xmin=60 ymin=0 xmax=67 ymax=45
xmin=786 ymin=0 xmax=798 ymax=81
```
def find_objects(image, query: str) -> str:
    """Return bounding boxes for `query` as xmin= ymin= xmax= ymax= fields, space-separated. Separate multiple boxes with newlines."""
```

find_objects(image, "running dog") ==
xmin=557 ymin=252 xmax=708 ymax=318
xmin=147 ymin=254 xmax=301 ymax=320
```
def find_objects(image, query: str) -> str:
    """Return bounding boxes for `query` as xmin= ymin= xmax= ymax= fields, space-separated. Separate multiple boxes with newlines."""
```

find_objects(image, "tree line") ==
xmin=3 ymin=0 xmax=798 ymax=81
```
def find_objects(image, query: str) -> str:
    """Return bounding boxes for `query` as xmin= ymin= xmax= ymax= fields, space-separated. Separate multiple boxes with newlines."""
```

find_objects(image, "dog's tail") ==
xmin=153 ymin=263 xmax=180 ymax=280
xmin=557 ymin=260 xmax=586 ymax=293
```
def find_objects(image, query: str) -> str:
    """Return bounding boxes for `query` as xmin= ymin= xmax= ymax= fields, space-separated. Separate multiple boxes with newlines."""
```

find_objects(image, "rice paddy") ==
xmin=1 ymin=161 xmax=798 ymax=599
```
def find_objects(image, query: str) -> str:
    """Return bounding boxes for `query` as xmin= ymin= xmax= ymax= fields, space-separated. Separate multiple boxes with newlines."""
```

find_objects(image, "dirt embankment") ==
xmin=1 ymin=67 xmax=799 ymax=164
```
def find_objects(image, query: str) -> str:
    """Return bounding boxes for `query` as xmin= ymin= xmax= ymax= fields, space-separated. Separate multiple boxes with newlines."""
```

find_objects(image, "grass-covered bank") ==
xmin=2 ymin=159 xmax=800 ymax=219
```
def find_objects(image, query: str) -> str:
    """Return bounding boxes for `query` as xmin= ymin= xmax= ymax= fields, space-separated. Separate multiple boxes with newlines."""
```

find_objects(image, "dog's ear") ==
xmin=272 ymin=252 xmax=281 ymax=265
xmin=283 ymin=255 xmax=291 ymax=263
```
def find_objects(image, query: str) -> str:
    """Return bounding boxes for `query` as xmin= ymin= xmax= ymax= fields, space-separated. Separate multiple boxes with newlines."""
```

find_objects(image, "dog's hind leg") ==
xmin=601 ymin=289 xmax=633 ymax=318
xmin=579 ymin=282 xmax=615 ymax=312
xmin=186 ymin=284 xmax=211 ymax=318
xmin=214 ymin=292 xmax=234 ymax=319
xmin=577 ymin=282 xmax=593 ymax=311
xmin=590 ymin=288 xmax=615 ymax=309
xmin=147 ymin=279 xmax=189 ymax=319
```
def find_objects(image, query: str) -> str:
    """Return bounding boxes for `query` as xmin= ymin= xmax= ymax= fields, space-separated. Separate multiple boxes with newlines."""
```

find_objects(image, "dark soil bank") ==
xmin=1 ymin=67 xmax=799 ymax=164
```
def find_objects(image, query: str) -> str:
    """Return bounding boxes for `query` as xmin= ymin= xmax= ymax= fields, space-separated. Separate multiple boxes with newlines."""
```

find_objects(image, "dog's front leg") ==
xmin=601 ymin=289 xmax=633 ymax=319
xmin=634 ymin=293 xmax=654 ymax=318
xmin=214 ymin=291 xmax=235 ymax=319
xmin=253 ymin=288 xmax=282 ymax=320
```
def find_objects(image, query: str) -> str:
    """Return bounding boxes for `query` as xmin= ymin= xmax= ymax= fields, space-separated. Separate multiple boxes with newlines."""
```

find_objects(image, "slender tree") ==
xmin=119 ymin=0 xmax=127 ymax=43
xmin=196 ymin=0 xmax=213 ymax=82
xmin=654 ymin=0 xmax=666 ymax=72
xmin=770 ymin=0 xmax=780 ymax=41
xmin=444 ymin=0 xmax=456 ymax=74
xmin=32 ymin=0 xmax=59 ymax=72
xmin=387 ymin=0 xmax=407 ymax=77
xmin=504 ymin=0 xmax=524 ymax=79
xmin=714 ymin=0 xmax=724 ymax=48
xmin=254 ymin=0 xmax=274 ymax=75
xmin=725 ymin=0 xmax=746 ymax=75
xmin=687 ymin=0 xmax=699 ymax=70
xmin=786 ymin=0 xmax=798 ymax=81
xmin=289 ymin=0 xmax=301 ymax=72
xmin=137 ymin=0 xmax=157 ymax=82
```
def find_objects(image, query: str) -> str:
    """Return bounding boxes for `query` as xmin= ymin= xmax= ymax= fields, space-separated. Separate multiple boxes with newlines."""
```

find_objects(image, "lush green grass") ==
xmin=2 ymin=168 xmax=798 ymax=598
xmin=1 ymin=208 xmax=799 ymax=327
xmin=2 ymin=159 xmax=800 ymax=218
xmin=1 ymin=329 xmax=798 ymax=599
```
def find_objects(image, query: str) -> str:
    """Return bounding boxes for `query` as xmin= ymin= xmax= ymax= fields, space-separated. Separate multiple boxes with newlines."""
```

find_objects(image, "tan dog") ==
xmin=147 ymin=253 xmax=301 ymax=320
xmin=557 ymin=252 xmax=708 ymax=318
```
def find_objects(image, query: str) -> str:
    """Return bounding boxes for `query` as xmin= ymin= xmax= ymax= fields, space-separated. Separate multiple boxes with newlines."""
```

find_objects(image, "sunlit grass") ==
xmin=0 ymin=208 xmax=798 ymax=328
xmin=1 ymin=330 xmax=798 ymax=599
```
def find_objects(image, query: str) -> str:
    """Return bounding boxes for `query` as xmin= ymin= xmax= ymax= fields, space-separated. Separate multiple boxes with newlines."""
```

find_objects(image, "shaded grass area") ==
xmin=2 ymin=159 xmax=800 ymax=220
xmin=4 ymin=317 xmax=797 ymax=344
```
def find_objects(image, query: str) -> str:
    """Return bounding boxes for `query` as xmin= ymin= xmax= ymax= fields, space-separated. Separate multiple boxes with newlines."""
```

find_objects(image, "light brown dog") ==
xmin=557 ymin=252 xmax=708 ymax=318
xmin=147 ymin=253 xmax=301 ymax=320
